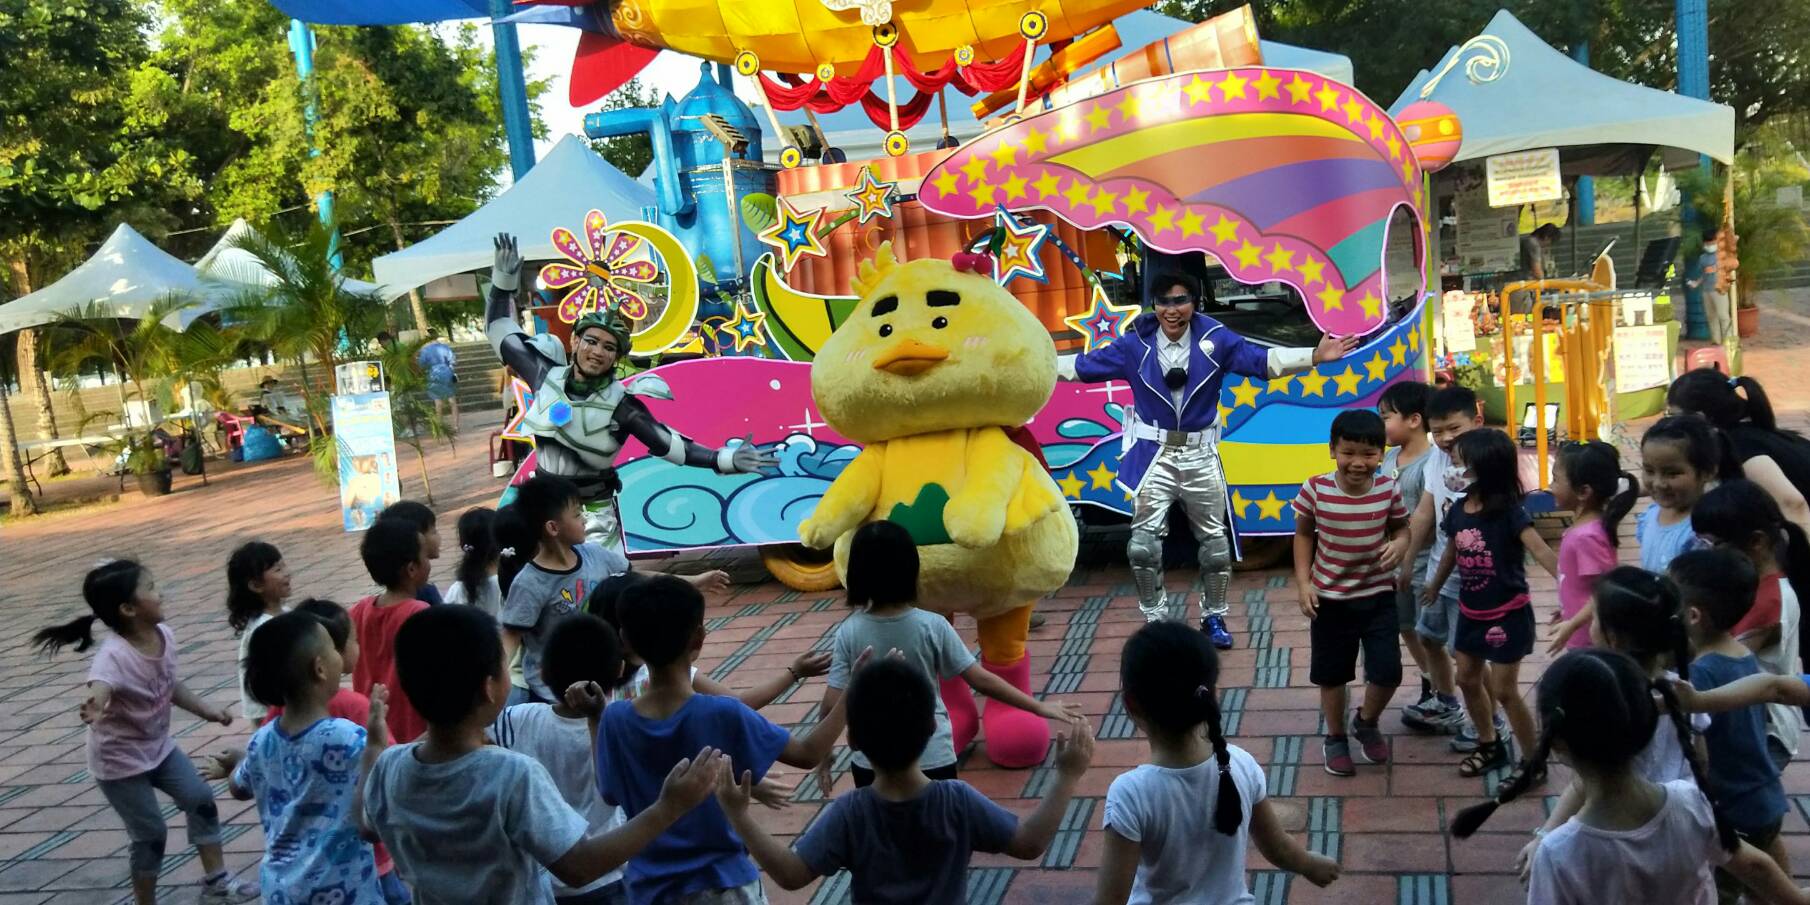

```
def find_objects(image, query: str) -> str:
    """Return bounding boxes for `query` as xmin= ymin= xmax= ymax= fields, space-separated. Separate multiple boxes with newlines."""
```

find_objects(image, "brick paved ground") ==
xmin=2 ymin=291 xmax=1809 ymax=904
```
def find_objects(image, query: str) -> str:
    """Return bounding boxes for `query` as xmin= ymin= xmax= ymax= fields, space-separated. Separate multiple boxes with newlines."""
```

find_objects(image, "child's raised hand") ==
xmin=715 ymin=766 xmax=755 ymax=818
xmin=750 ymin=774 xmax=797 ymax=810
xmin=789 ymin=650 xmax=832 ymax=680
xmin=78 ymin=683 xmax=112 ymax=725
xmin=564 ymin=681 xmax=606 ymax=718
xmin=1054 ymin=717 xmax=1095 ymax=777
xmin=199 ymin=749 xmax=240 ymax=782
xmin=366 ymin=684 xmax=391 ymax=749
xmin=1300 ymin=852 xmax=1341 ymax=887
xmin=659 ymin=746 xmax=725 ymax=813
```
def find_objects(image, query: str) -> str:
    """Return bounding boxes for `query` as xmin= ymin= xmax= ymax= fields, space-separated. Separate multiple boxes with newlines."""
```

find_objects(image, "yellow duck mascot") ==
xmin=799 ymin=242 xmax=1078 ymax=768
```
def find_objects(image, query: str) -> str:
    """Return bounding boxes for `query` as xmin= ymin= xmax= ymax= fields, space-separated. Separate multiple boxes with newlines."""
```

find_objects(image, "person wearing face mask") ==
xmin=485 ymin=233 xmax=777 ymax=553
xmin=1686 ymin=226 xmax=1731 ymax=343
xmin=1057 ymin=272 xmax=1357 ymax=648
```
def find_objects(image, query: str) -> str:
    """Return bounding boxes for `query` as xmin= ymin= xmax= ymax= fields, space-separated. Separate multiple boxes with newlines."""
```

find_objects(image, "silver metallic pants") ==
xmin=1127 ymin=443 xmax=1232 ymax=622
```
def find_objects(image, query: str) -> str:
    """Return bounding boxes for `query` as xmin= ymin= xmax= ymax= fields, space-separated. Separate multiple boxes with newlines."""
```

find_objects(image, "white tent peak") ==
xmin=0 ymin=224 xmax=209 ymax=335
xmin=371 ymin=134 xmax=657 ymax=296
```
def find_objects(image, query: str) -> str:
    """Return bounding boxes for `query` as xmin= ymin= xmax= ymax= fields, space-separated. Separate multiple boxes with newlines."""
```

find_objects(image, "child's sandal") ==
xmin=1458 ymin=740 xmax=1509 ymax=778
xmin=1498 ymin=759 xmax=1548 ymax=790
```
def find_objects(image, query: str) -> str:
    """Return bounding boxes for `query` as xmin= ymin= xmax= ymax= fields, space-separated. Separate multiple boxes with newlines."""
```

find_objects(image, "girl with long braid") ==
xmin=1092 ymin=621 xmax=1339 ymax=904
xmin=1453 ymin=647 xmax=1810 ymax=904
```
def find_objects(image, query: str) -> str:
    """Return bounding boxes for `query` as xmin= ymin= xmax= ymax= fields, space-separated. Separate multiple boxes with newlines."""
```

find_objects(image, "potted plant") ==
xmin=124 ymin=434 xmax=173 ymax=496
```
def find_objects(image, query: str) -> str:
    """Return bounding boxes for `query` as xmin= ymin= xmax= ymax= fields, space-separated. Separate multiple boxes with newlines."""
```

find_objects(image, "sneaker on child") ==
xmin=1322 ymin=737 xmax=1356 ymax=777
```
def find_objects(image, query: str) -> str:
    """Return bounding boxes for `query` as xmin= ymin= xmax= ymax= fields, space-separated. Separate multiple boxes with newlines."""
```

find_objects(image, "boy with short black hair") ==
xmin=1403 ymin=384 xmax=1501 ymax=750
xmin=720 ymin=658 xmax=1093 ymax=904
xmin=1294 ymin=409 xmax=1409 ymax=776
xmin=1379 ymin=381 xmax=1462 ymax=731
xmin=1675 ymin=548 xmax=1793 ymax=896
xmin=591 ymin=575 xmax=847 ymax=905
xmin=351 ymin=519 xmax=434 ymax=743
xmin=360 ymin=606 xmax=722 ymax=905
xmin=491 ymin=613 xmax=632 ymax=905
xmin=377 ymin=501 xmax=445 ymax=605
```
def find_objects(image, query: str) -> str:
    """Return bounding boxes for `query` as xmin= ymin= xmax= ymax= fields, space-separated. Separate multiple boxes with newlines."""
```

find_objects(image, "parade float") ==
xmin=469 ymin=3 xmax=1456 ymax=590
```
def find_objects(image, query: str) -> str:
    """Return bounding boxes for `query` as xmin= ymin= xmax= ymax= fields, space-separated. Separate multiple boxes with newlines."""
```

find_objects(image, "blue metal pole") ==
xmin=1676 ymin=0 xmax=1711 ymax=338
xmin=288 ymin=20 xmax=343 ymax=271
xmin=1570 ymin=41 xmax=1595 ymax=226
xmin=488 ymin=0 xmax=537 ymax=181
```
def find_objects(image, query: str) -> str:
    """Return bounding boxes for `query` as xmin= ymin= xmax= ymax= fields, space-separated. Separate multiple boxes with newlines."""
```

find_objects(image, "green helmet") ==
xmin=572 ymin=310 xmax=633 ymax=358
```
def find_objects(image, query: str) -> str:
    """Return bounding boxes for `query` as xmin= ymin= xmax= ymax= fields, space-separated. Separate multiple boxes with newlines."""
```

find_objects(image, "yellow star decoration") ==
xmin=932 ymin=170 xmax=959 ymax=197
xmin=1022 ymin=127 xmax=1049 ymax=155
xmin=1297 ymin=257 xmax=1326 ymax=287
xmin=1063 ymin=180 xmax=1093 ymax=210
xmin=1298 ymin=370 xmax=1330 ymax=397
xmin=1332 ymin=365 xmax=1363 ymax=395
xmin=1255 ymin=491 xmax=1288 ymax=521
xmin=1149 ymin=205 xmax=1177 ymax=234
xmin=990 ymin=143 xmax=1020 ymax=169
xmin=1286 ymin=75 xmax=1314 ymax=104
xmin=843 ymin=166 xmax=898 ymax=224
xmin=1209 ymin=215 xmax=1239 ymax=244
xmin=1233 ymin=240 xmax=1263 ymax=269
xmin=1357 ymin=290 xmax=1383 ymax=319
xmin=1062 ymin=284 xmax=1140 ymax=352
xmin=1085 ymin=104 xmax=1114 ymax=132
xmin=1218 ymin=70 xmax=1249 ymax=100
xmin=993 ymin=212 xmax=1049 ymax=285
xmin=1088 ymin=189 xmax=1119 ymax=217
xmin=1178 ymin=209 xmax=1205 ymax=237
xmin=717 ymin=304 xmax=769 ymax=353
xmin=1268 ymin=374 xmax=1295 ymax=394
xmin=1253 ymin=70 xmax=1281 ymax=100
xmin=1265 ymin=244 xmax=1295 ymax=273
xmin=1229 ymin=378 xmax=1262 ymax=408
xmin=1033 ymin=172 xmax=1062 ymax=198
xmin=967 ymin=180 xmax=996 ymax=206
xmin=1408 ymin=329 xmax=1420 ymax=352
xmin=1086 ymin=462 xmax=1116 ymax=491
xmin=1402 ymin=159 xmax=1417 ymax=183
xmin=1122 ymin=186 xmax=1150 ymax=215
xmin=1184 ymin=75 xmax=1215 ymax=104
xmin=1055 ymin=117 xmax=1081 ymax=143
xmin=1342 ymin=98 xmax=1366 ymax=124
xmin=756 ymin=196 xmax=828 ymax=272
xmin=1388 ymin=336 xmax=1408 ymax=365
xmin=1316 ymin=84 xmax=1341 ymax=111
xmin=1317 ymin=286 xmax=1345 ymax=311
xmin=1117 ymin=92 xmax=1143 ymax=120
xmin=1001 ymin=173 xmax=1028 ymax=201
xmin=1218 ymin=402 xmax=1234 ymax=423
xmin=1230 ymin=490 xmax=1253 ymax=518
xmin=1366 ymin=116 xmax=1385 ymax=141
xmin=1057 ymin=471 xmax=1086 ymax=499
xmin=960 ymin=156 xmax=989 ymax=184
xmin=1385 ymin=134 xmax=1402 ymax=160
xmin=1364 ymin=351 xmax=1389 ymax=382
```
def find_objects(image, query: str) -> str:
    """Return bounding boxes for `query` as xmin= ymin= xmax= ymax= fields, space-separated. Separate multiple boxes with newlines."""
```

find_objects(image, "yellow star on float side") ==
xmin=990 ymin=142 xmax=1019 ymax=168
xmin=1386 ymin=134 xmax=1402 ymax=160
xmin=716 ymin=303 xmax=770 ymax=353
xmin=1332 ymin=365 xmax=1362 ymax=395
xmin=1268 ymin=374 xmax=1294 ymax=394
xmin=757 ymin=196 xmax=829 ymax=272
xmin=1298 ymin=369 xmax=1330 ymax=397
xmin=932 ymin=170 xmax=960 ymax=197
xmin=1122 ymin=186 xmax=1150 ymax=215
xmin=1033 ymin=172 xmax=1062 ymax=198
xmin=1218 ymin=70 xmax=1249 ymax=100
xmin=1218 ymin=402 xmax=1234 ymax=423
xmin=1408 ymin=329 xmax=1420 ymax=351
xmin=1343 ymin=98 xmax=1366 ymax=124
xmin=1184 ymin=75 xmax=1215 ymax=104
xmin=1389 ymin=336 xmax=1408 ymax=365
xmin=1265 ymin=244 xmax=1295 ymax=273
xmin=1316 ymin=84 xmax=1341 ymax=111
xmin=1286 ymin=75 xmax=1314 ymax=104
xmin=843 ymin=166 xmax=899 ymax=224
xmin=968 ymin=180 xmax=996 ymax=206
xmin=1117 ymin=92 xmax=1143 ymax=120
xmin=1089 ymin=189 xmax=1119 ymax=217
xmin=993 ymin=211 xmax=1052 ymax=285
xmin=1087 ymin=462 xmax=1116 ymax=490
xmin=961 ymin=156 xmax=990 ymax=185
xmin=1366 ymin=116 xmax=1385 ymax=141
xmin=1230 ymin=490 xmax=1253 ymax=518
xmin=1001 ymin=174 xmax=1028 ymax=201
xmin=1062 ymin=284 xmax=1139 ymax=352
xmin=1317 ymin=286 xmax=1345 ymax=311
xmin=1085 ymin=104 xmax=1114 ymax=131
xmin=1365 ymin=351 xmax=1389 ymax=382
xmin=1297 ymin=257 xmax=1326 ymax=287
xmin=1057 ymin=470 xmax=1086 ymax=499
xmin=1358 ymin=291 xmax=1383 ymax=319
xmin=1403 ymin=159 xmax=1417 ymax=183
xmin=1178 ymin=209 xmax=1205 ymax=237
xmin=1062 ymin=180 xmax=1093 ymax=210
xmin=1149 ymin=205 xmax=1177 ymax=234
xmin=1230 ymin=378 xmax=1262 ymax=408
xmin=1255 ymin=491 xmax=1288 ymax=521
xmin=1253 ymin=71 xmax=1281 ymax=100
xmin=1022 ymin=127 xmax=1049 ymax=155
xmin=1209 ymin=215 xmax=1239 ymax=245
xmin=1055 ymin=117 xmax=1081 ymax=143
xmin=1233 ymin=240 xmax=1263 ymax=269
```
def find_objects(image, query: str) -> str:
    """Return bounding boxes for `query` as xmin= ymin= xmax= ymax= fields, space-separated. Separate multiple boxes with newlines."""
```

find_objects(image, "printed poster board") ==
xmin=1614 ymin=325 xmax=1672 ymax=392
xmin=1455 ymin=185 xmax=1521 ymax=273
xmin=332 ymin=392 xmax=401 ymax=532
xmin=1486 ymin=148 xmax=1563 ymax=207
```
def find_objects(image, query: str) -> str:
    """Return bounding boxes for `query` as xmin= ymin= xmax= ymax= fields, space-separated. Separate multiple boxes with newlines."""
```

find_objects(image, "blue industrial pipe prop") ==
xmin=488 ymin=0 xmax=537 ymax=181
xmin=1676 ymin=0 xmax=1711 ymax=338
xmin=1570 ymin=41 xmax=1595 ymax=227
xmin=585 ymin=104 xmax=693 ymax=218
xmin=287 ymin=19 xmax=342 ymax=272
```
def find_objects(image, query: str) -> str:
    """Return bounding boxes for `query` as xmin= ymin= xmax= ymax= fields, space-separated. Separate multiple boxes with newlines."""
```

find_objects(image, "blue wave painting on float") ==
xmin=618 ymin=434 xmax=858 ymax=552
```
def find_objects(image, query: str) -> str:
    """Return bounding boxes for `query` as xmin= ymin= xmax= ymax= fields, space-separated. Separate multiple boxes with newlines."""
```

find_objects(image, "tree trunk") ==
xmin=0 ymin=380 xmax=38 ymax=517
xmin=7 ymin=256 xmax=64 ymax=477
xmin=389 ymin=218 xmax=431 ymax=335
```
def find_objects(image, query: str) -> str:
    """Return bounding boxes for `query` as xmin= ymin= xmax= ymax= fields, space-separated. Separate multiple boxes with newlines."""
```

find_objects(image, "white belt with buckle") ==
xmin=1126 ymin=420 xmax=1219 ymax=449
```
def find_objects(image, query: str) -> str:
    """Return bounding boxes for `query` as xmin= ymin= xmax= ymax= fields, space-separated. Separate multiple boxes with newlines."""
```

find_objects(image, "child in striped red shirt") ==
xmin=1294 ymin=410 xmax=1411 ymax=777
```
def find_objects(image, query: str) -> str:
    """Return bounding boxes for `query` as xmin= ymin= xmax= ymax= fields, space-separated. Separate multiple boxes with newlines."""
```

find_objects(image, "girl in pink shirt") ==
xmin=32 ymin=560 xmax=256 ymax=905
xmin=1548 ymin=441 xmax=1640 ymax=653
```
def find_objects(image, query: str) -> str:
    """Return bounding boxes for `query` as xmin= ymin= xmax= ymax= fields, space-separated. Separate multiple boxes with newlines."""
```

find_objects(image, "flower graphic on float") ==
xmin=538 ymin=209 xmax=661 ymax=324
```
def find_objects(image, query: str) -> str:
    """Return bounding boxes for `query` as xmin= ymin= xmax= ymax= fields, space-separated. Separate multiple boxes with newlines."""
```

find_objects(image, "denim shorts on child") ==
xmin=1415 ymin=591 xmax=1460 ymax=647
xmin=1453 ymin=606 xmax=1536 ymax=664
xmin=1308 ymin=592 xmax=1403 ymax=688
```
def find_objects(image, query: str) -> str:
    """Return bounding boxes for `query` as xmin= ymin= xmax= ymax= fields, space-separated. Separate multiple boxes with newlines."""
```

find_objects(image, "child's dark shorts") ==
xmin=1453 ymin=606 xmax=1536 ymax=664
xmin=1308 ymin=591 xmax=1403 ymax=688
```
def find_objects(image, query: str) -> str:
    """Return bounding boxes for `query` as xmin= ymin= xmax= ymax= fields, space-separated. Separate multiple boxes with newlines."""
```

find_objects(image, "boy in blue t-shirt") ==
xmin=1676 ymin=549 xmax=1792 ymax=891
xmin=593 ymin=575 xmax=850 ymax=905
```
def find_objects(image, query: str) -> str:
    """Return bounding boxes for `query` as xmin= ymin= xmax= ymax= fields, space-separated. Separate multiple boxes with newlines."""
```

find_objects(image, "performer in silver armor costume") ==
xmin=485 ymin=233 xmax=775 ymax=551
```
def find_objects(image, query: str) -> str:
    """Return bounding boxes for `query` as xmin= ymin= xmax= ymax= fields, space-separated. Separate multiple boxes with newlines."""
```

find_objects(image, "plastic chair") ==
xmin=1685 ymin=345 xmax=1730 ymax=375
xmin=215 ymin=411 xmax=253 ymax=450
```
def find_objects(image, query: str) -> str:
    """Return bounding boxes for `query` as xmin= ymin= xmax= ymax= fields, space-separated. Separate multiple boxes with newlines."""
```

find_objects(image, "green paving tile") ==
xmin=735 ymin=602 xmax=768 ymax=617
xmin=1251 ymin=870 xmax=1290 ymax=905
xmin=1040 ymin=797 xmax=1096 ymax=868
xmin=1397 ymin=873 xmax=1451 ymax=905
xmin=966 ymin=867 xmax=1014 ymax=905
xmin=1243 ymin=588 xmax=1269 ymax=605
xmin=808 ymin=870 xmax=852 ymax=904
xmin=1098 ymin=693 xmax=1137 ymax=740
xmin=1219 ymin=686 xmax=1246 ymax=736
xmin=1308 ymin=796 xmax=1342 ymax=860
xmin=808 ymin=597 xmax=838 ymax=612
xmin=1254 ymin=647 xmax=1291 ymax=688
xmin=1267 ymin=735 xmax=1303 ymax=797
xmin=1267 ymin=575 xmax=1289 ymax=588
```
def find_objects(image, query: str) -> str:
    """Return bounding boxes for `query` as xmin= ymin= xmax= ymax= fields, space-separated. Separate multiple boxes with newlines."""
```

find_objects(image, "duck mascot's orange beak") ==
xmin=872 ymin=339 xmax=949 ymax=376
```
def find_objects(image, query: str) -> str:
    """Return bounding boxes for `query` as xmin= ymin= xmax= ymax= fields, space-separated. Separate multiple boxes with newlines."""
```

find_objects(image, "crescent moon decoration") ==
xmin=606 ymin=220 xmax=701 ymax=357
xmin=918 ymin=66 xmax=1428 ymax=336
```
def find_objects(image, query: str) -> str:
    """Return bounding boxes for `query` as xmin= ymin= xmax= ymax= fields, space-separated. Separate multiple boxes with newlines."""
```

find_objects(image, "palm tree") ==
xmin=375 ymin=336 xmax=455 ymax=503
xmin=0 ymin=381 xmax=37 ymax=516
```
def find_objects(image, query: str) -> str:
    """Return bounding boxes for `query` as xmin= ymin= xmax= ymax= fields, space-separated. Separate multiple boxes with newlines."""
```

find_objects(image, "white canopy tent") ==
xmin=195 ymin=218 xmax=385 ymax=299
xmin=1390 ymin=9 xmax=1735 ymax=171
xmin=0 ymin=224 xmax=222 ymax=335
xmin=371 ymin=134 xmax=658 ymax=296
